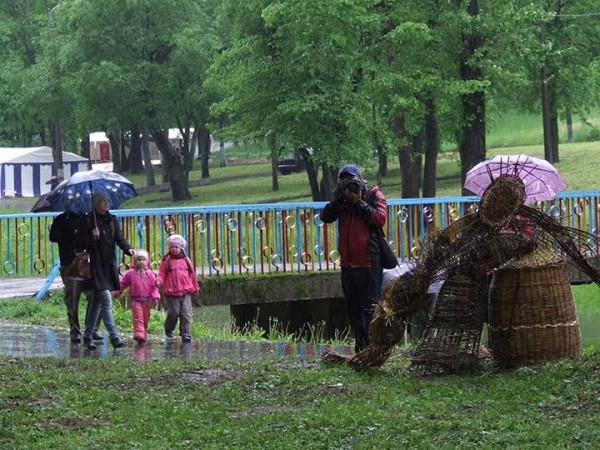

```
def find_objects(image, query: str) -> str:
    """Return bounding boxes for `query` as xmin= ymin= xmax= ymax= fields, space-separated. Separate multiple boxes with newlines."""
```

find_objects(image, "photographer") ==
xmin=320 ymin=164 xmax=388 ymax=352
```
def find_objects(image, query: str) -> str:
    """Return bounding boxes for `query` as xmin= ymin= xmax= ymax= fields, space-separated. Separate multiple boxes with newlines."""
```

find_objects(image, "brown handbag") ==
xmin=65 ymin=251 xmax=91 ymax=281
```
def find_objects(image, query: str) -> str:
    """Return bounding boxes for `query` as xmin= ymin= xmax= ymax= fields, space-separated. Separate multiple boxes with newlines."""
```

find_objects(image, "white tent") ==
xmin=0 ymin=146 xmax=91 ymax=198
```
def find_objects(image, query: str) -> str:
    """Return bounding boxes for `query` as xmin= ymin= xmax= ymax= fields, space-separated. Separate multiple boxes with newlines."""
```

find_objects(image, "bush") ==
xmin=578 ymin=124 xmax=600 ymax=142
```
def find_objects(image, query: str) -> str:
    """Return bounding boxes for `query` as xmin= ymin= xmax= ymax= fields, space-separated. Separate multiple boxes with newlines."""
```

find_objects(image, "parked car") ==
xmin=276 ymin=156 xmax=305 ymax=175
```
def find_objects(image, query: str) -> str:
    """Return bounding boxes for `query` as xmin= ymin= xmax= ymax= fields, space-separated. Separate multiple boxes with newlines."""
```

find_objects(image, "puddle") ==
xmin=0 ymin=323 xmax=354 ymax=361
xmin=1 ymin=308 xmax=597 ymax=361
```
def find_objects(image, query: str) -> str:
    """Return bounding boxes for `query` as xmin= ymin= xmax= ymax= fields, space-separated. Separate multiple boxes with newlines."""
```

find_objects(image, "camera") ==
xmin=346 ymin=180 xmax=361 ymax=194
xmin=333 ymin=178 xmax=364 ymax=201
xmin=338 ymin=178 xmax=363 ymax=195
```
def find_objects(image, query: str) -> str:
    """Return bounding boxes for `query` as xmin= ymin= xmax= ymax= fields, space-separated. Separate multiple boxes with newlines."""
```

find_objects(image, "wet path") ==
xmin=0 ymin=323 xmax=354 ymax=362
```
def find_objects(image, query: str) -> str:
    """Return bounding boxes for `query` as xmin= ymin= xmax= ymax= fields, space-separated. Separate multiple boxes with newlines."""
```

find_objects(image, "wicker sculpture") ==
xmin=323 ymin=174 xmax=600 ymax=374
xmin=489 ymin=247 xmax=582 ymax=367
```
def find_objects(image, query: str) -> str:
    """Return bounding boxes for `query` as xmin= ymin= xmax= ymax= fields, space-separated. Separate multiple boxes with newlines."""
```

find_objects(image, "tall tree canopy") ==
xmin=0 ymin=0 xmax=598 ymax=202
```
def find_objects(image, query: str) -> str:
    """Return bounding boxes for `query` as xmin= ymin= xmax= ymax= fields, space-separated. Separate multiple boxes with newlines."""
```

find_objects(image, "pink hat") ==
xmin=167 ymin=234 xmax=187 ymax=249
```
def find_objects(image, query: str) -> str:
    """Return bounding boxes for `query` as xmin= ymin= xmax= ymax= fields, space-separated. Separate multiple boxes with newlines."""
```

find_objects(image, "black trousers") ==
xmin=341 ymin=267 xmax=383 ymax=353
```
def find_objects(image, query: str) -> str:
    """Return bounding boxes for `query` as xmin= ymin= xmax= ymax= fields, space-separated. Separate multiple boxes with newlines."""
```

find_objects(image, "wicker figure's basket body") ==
xmin=489 ymin=247 xmax=581 ymax=367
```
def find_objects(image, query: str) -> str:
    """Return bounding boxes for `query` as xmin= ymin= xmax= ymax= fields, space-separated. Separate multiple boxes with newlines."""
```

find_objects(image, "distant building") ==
xmin=88 ymin=130 xmax=191 ymax=162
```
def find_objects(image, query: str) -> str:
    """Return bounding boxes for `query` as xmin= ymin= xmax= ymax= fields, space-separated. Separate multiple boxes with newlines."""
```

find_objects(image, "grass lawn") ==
xmin=1 ymin=350 xmax=599 ymax=448
xmin=1 ymin=284 xmax=599 ymax=448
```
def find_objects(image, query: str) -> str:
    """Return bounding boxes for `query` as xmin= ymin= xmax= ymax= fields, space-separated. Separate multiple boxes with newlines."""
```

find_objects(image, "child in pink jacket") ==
xmin=156 ymin=234 xmax=200 ymax=342
xmin=114 ymin=249 xmax=160 ymax=343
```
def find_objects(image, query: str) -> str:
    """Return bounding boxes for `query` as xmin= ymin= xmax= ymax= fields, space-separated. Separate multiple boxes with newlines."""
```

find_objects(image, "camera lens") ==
xmin=347 ymin=181 xmax=360 ymax=193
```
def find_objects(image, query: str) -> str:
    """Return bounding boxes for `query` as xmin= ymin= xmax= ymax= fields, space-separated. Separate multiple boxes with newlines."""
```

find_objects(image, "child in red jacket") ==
xmin=156 ymin=234 xmax=200 ymax=342
xmin=114 ymin=249 xmax=160 ymax=343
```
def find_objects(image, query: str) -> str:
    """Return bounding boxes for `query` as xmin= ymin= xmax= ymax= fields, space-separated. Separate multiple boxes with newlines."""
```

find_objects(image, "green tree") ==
xmin=364 ymin=1 xmax=461 ymax=198
xmin=480 ymin=0 xmax=600 ymax=164
xmin=210 ymin=0 xmax=376 ymax=201
xmin=51 ymin=0 xmax=216 ymax=200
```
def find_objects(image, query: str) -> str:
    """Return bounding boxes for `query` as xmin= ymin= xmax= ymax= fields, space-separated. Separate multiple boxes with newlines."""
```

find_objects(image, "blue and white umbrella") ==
xmin=31 ymin=169 xmax=137 ymax=213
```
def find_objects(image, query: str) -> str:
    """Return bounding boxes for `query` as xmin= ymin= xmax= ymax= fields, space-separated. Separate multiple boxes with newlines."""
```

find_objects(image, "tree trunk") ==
xmin=397 ymin=144 xmax=421 ymax=198
xmin=218 ymin=117 xmax=227 ymax=168
xmin=129 ymin=128 xmax=144 ymax=174
xmin=178 ymin=126 xmax=193 ymax=199
xmin=108 ymin=129 xmax=121 ymax=173
xmin=377 ymin=150 xmax=388 ymax=186
xmin=565 ymin=105 xmax=574 ymax=143
xmin=301 ymin=149 xmax=321 ymax=201
xmin=549 ymin=85 xmax=560 ymax=163
xmin=372 ymin=102 xmax=387 ymax=185
xmin=141 ymin=129 xmax=155 ymax=187
xmin=319 ymin=165 xmax=337 ymax=201
xmin=393 ymin=116 xmax=421 ymax=198
xmin=458 ymin=0 xmax=486 ymax=194
xmin=197 ymin=125 xmax=211 ymax=179
xmin=422 ymin=97 xmax=439 ymax=198
xmin=267 ymin=132 xmax=279 ymax=192
xmin=120 ymin=129 xmax=129 ymax=172
xmin=540 ymin=25 xmax=554 ymax=164
xmin=541 ymin=62 xmax=554 ymax=164
xmin=40 ymin=128 xmax=47 ymax=147
xmin=80 ymin=133 xmax=91 ymax=160
xmin=50 ymin=122 xmax=64 ymax=180
xmin=152 ymin=129 xmax=187 ymax=201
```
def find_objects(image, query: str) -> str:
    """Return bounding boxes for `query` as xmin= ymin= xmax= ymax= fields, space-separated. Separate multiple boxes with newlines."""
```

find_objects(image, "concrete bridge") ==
xmin=197 ymin=258 xmax=599 ymax=340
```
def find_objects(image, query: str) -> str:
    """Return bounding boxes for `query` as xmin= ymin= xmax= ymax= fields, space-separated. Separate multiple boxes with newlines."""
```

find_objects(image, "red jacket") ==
xmin=115 ymin=268 xmax=160 ymax=302
xmin=156 ymin=254 xmax=200 ymax=297
xmin=320 ymin=186 xmax=388 ymax=268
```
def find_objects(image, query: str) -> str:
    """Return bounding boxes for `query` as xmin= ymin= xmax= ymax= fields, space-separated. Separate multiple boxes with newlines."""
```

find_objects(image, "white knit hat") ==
xmin=134 ymin=249 xmax=149 ymax=260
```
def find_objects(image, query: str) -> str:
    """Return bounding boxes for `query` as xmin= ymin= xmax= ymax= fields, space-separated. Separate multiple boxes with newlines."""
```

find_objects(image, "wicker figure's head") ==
xmin=479 ymin=175 xmax=525 ymax=227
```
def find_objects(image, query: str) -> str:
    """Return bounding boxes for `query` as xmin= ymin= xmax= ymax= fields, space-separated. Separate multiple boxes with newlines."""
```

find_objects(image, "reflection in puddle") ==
xmin=0 ymin=323 xmax=354 ymax=361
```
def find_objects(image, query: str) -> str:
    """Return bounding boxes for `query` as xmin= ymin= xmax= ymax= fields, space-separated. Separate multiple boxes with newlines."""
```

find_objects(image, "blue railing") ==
xmin=1 ymin=191 xmax=599 ymax=278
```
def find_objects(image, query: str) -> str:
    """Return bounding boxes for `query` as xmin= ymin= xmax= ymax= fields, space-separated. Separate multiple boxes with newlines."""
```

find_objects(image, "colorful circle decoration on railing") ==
xmin=300 ymin=211 xmax=311 ymax=223
xmin=549 ymin=204 xmax=563 ymax=219
xmin=195 ymin=219 xmax=207 ymax=233
xmin=18 ymin=222 xmax=30 ymax=237
xmin=227 ymin=218 xmax=238 ymax=232
xmin=3 ymin=260 xmax=15 ymax=274
xmin=255 ymin=217 xmax=267 ymax=231
xmin=33 ymin=259 xmax=46 ymax=273
xmin=328 ymin=250 xmax=340 ymax=265
xmin=287 ymin=245 xmax=298 ymax=262
xmin=410 ymin=241 xmax=421 ymax=258
xmin=423 ymin=207 xmax=434 ymax=223
xmin=241 ymin=255 xmax=253 ymax=270
xmin=314 ymin=214 xmax=324 ymax=227
xmin=448 ymin=206 xmax=459 ymax=221
xmin=285 ymin=215 xmax=296 ymax=229
xmin=300 ymin=252 xmax=312 ymax=265
xmin=163 ymin=216 xmax=176 ymax=234
xmin=397 ymin=208 xmax=408 ymax=223
xmin=211 ymin=257 xmax=223 ymax=272
xmin=118 ymin=263 xmax=126 ymax=275
xmin=271 ymin=254 xmax=283 ymax=268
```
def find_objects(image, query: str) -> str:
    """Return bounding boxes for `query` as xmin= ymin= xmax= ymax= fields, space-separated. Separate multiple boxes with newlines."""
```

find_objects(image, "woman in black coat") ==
xmin=79 ymin=192 xmax=134 ymax=349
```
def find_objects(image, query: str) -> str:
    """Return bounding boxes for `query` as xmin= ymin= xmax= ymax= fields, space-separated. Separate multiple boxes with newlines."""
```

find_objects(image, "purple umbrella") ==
xmin=464 ymin=154 xmax=567 ymax=203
